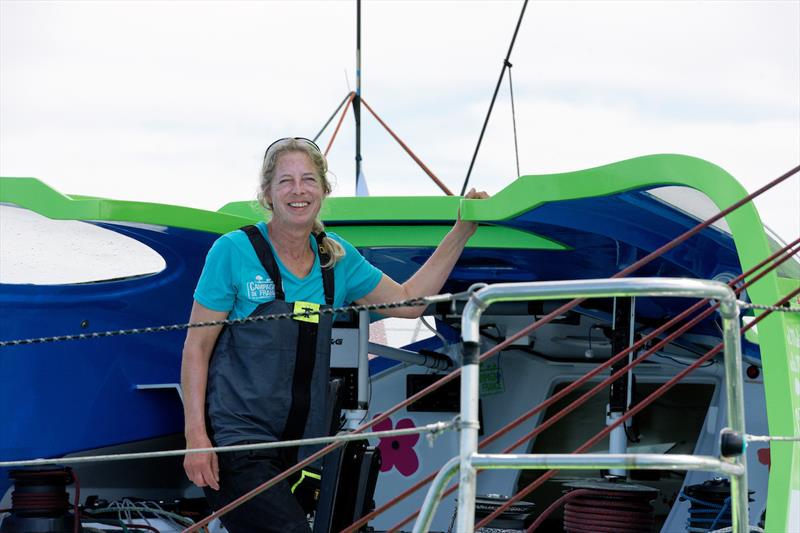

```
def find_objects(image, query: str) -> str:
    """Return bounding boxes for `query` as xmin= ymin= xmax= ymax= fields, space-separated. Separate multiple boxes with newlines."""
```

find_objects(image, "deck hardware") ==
xmin=720 ymin=429 xmax=747 ymax=458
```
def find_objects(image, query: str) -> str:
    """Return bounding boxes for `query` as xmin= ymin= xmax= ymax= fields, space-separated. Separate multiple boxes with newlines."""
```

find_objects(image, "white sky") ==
xmin=1 ymin=0 xmax=798 ymax=242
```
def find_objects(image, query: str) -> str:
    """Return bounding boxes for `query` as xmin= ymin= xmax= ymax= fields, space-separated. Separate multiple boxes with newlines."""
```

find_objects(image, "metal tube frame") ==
xmin=414 ymin=453 xmax=744 ymax=533
xmin=418 ymin=278 xmax=746 ymax=533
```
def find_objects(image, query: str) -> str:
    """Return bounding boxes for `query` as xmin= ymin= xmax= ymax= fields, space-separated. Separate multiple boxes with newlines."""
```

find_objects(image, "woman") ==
xmin=181 ymin=137 xmax=487 ymax=532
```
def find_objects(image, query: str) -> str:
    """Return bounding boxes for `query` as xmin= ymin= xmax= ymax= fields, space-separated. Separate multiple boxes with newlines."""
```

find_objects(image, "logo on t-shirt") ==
xmin=247 ymin=274 xmax=275 ymax=301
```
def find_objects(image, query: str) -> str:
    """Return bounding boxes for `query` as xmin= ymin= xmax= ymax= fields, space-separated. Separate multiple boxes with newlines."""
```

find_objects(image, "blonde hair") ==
xmin=258 ymin=138 xmax=344 ymax=267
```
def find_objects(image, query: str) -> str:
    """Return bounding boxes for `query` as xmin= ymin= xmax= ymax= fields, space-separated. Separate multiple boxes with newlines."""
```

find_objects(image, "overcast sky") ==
xmin=1 ymin=0 xmax=798 ymax=242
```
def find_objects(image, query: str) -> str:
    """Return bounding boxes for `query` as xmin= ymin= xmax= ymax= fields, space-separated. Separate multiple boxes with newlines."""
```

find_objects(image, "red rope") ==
xmin=474 ymin=286 xmax=800 ymax=529
xmin=526 ymin=489 xmax=593 ymax=532
xmin=8 ymin=469 xmax=71 ymax=513
xmin=72 ymin=469 xmax=80 ymax=533
xmin=352 ymin=237 xmax=799 ymax=532
xmin=5 ymin=467 xmax=81 ymax=533
xmin=360 ymin=98 xmax=454 ymax=195
xmin=324 ymin=92 xmax=355 ymax=157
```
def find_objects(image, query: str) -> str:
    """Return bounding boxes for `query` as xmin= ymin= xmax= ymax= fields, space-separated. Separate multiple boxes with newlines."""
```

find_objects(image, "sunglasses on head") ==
xmin=263 ymin=137 xmax=322 ymax=161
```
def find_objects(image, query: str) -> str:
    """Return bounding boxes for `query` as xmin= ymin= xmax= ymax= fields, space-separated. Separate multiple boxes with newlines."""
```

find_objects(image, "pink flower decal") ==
xmin=374 ymin=416 xmax=419 ymax=477
xmin=757 ymin=447 xmax=770 ymax=470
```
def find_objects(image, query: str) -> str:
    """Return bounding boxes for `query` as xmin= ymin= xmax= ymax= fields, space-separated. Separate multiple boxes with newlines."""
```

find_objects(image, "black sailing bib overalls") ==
xmin=203 ymin=226 xmax=335 ymax=533
xmin=207 ymin=225 xmax=335 ymax=459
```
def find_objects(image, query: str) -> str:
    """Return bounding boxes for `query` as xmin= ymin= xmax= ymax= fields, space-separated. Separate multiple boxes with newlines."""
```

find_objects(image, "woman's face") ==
xmin=265 ymin=151 xmax=324 ymax=230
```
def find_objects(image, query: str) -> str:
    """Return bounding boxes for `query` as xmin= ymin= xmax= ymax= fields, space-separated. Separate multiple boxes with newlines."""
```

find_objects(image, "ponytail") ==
xmin=313 ymin=218 xmax=344 ymax=268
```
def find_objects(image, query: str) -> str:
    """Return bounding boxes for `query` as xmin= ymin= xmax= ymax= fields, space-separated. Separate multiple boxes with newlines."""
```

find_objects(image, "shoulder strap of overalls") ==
xmin=314 ymin=232 xmax=335 ymax=306
xmin=240 ymin=225 xmax=285 ymax=301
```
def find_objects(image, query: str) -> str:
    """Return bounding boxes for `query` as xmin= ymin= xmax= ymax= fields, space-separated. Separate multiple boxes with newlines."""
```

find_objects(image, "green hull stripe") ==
xmin=329 ymin=225 xmax=567 ymax=250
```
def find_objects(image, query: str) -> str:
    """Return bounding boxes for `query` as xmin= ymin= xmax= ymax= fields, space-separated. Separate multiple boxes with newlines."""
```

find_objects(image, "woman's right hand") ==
xmin=184 ymin=433 xmax=219 ymax=490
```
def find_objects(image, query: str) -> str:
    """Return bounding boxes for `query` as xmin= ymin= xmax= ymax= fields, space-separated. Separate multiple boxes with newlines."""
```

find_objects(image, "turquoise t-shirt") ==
xmin=194 ymin=221 xmax=383 ymax=319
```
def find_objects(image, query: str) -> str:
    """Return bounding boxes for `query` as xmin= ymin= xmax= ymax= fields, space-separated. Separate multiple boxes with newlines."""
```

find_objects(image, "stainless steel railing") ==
xmin=414 ymin=277 xmax=747 ymax=533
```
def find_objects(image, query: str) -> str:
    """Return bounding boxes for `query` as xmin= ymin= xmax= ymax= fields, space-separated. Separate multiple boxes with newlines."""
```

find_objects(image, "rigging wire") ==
xmin=0 ymin=420 xmax=457 ymax=468
xmin=508 ymin=61 xmax=521 ymax=178
xmin=360 ymin=98 xmax=454 ymax=195
xmin=324 ymin=92 xmax=356 ymax=156
xmin=738 ymin=301 xmax=800 ymax=313
xmin=419 ymin=316 xmax=449 ymax=347
xmin=460 ymin=0 xmax=530 ymax=195
xmin=654 ymin=351 xmax=715 ymax=368
xmin=312 ymin=91 xmax=354 ymax=144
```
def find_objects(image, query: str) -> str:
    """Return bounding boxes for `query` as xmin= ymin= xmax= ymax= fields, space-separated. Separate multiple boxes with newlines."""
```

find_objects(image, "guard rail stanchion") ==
xmin=455 ymin=335 xmax=482 ymax=531
xmin=719 ymin=293 xmax=748 ymax=530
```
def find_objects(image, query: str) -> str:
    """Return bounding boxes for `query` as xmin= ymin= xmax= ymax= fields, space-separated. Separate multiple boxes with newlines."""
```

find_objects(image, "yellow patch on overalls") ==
xmin=293 ymin=301 xmax=320 ymax=323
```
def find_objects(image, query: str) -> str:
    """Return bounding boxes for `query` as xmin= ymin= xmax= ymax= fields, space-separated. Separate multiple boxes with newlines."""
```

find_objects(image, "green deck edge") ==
xmin=1 ymin=153 xmax=797 ymax=530
xmin=0 ymin=178 xmax=566 ymax=251
xmin=328 ymin=225 xmax=565 ymax=250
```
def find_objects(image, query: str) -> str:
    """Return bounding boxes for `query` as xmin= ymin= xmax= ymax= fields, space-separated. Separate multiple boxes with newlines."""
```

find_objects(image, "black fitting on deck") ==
xmin=720 ymin=428 xmax=746 ymax=458
xmin=461 ymin=341 xmax=480 ymax=366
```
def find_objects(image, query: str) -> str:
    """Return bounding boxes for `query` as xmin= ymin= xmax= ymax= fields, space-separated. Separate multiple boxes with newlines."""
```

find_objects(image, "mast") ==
xmin=354 ymin=0 xmax=363 ymax=193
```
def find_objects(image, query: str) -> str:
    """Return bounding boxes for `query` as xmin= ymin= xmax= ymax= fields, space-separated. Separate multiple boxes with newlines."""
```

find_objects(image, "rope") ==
xmin=0 ymin=419 xmax=456 ymax=468
xmin=738 ymin=301 xmax=800 ymax=313
xmin=324 ymin=91 xmax=355 ymax=156
xmin=746 ymin=434 xmax=800 ymax=442
xmin=526 ymin=489 xmax=593 ymax=532
xmin=461 ymin=0 xmax=530 ymax=195
xmin=507 ymin=60 xmax=521 ymax=178
xmin=680 ymin=492 xmax=732 ymax=532
xmin=0 ymin=293 xmax=466 ymax=348
xmin=708 ymin=527 xmax=765 ymax=533
xmin=360 ymin=97 xmax=453 ymax=195
xmin=313 ymin=91 xmax=354 ymax=143
xmin=84 ymin=499 xmax=195 ymax=529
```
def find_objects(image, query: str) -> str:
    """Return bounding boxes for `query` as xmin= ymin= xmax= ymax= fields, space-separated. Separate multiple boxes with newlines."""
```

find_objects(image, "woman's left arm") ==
xmin=356 ymin=188 xmax=489 ymax=318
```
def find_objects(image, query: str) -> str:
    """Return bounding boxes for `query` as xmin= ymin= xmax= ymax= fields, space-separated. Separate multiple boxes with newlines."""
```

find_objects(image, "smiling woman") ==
xmin=179 ymin=136 xmax=487 ymax=532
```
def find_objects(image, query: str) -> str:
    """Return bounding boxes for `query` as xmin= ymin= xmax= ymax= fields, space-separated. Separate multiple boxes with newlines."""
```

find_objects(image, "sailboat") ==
xmin=2 ymin=152 xmax=798 ymax=532
xmin=1 ymin=1 xmax=798 ymax=532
